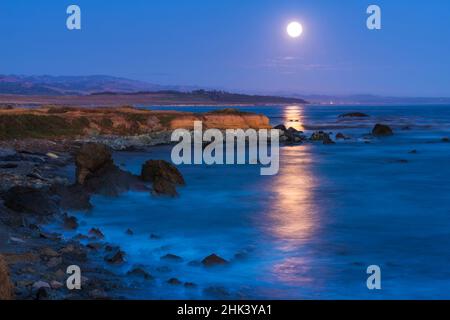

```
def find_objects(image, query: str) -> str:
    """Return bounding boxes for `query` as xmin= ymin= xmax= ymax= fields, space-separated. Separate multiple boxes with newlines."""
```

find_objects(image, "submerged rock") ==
xmin=0 ymin=255 xmax=14 ymax=300
xmin=161 ymin=254 xmax=183 ymax=262
xmin=201 ymin=254 xmax=228 ymax=267
xmin=372 ymin=124 xmax=394 ymax=136
xmin=336 ymin=133 xmax=350 ymax=140
xmin=127 ymin=267 xmax=153 ymax=280
xmin=167 ymin=278 xmax=182 ymax=285
xmin=63 ymin=215 xmax=79 ymax=230
xmin=104 ymin=249 xmax=125 ymax=264
xmin=339 ymin=112 xmax=369 ymax=118
xmin=89 ymin=228 xmax=105 ymax=239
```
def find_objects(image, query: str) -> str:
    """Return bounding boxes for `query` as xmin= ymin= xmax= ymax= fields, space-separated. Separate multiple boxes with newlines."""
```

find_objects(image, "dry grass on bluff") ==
xmin=0 ymin=106 xmax=271 ymax=140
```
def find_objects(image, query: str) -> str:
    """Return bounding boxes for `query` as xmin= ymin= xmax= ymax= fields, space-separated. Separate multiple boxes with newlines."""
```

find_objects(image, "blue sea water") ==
xmin=68 ymin=105 xmax=450 ymax=299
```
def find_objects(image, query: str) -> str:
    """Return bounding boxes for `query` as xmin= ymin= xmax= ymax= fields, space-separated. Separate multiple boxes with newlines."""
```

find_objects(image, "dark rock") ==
xmin=323 ymin=135 xmax=335 ymax=145
xmin=372 ymin=124 xmax=394 ymax=136
xmin=335 ymin=133 xmax=347 ymax=140
xmin=339 ymin=112 xmax=369 ymax=118
xmin=161 ymin=254 xmax=183 ymax=262
xmin=75 ymin=143 xmax=141 ymax=197
xmin=201 ymin=254 xmax=228 ymax=267
xmin=104 ymin=249 xmax=125 ymax=264
xmin=89 ymin=228 xmax=105 ymax=239
xmin=141 ymin=160 xmax=185 ymax=185
xmin=149 ymin=234 xmax=161 ymax=240
xmin=86 ymin=242 xmax=103 ymax=251
xmin=82 ymin=163 xmax=140 ymax=197
xmin=152 ymin=177 xmax=178 ymax=197
xmin=0 ymin=255 xmax=14 ymax=300
xmin=3 ymin=186 xmax=59 ymax=216
xmin=75 ymin=143 xmax=113 ymax=184
xmin=442 ymin=137 xmax=450 ymax=143
xmin=310 ymin=131 xmax=335 ymax=144
xmin=127 ymin=267 xmax=153 ymax=280
xmin=141 ymin=160 xmax=185 ymax=197
xmin=167 ymin=278 xmax=182 ymax=285
xmin=63 ymin=215 xmax=78 ymax=230
xmin=184 ymin=282 xmax=197 ymax=288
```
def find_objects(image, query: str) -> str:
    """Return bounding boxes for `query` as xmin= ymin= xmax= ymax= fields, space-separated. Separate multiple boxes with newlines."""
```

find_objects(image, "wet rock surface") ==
xmin=141 ymin=160 xmax=185 ymax=197
xmin=372 ymin=124 xmax=394 ymax=136
xmin=3 ymin=186 xmax=59 ymax=216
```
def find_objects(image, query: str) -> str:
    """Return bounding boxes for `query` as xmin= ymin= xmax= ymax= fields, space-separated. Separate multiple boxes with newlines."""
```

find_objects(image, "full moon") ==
xmin=287 ymin=21 xmax=303 ymax=38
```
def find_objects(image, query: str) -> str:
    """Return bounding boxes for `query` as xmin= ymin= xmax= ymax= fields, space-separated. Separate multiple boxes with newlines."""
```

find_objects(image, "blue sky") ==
xmin=0 ymin=0 xmax=449 ymax=96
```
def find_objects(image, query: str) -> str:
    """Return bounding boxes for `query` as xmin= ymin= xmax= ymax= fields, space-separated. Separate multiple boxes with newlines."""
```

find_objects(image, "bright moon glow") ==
xmin=287 ymin=21 xmax=303 ymax=38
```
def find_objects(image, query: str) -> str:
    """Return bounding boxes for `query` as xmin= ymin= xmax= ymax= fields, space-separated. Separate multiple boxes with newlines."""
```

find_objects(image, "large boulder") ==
xmin=3 ymin=186 xmax=59 ymax=216
xmin=0 ymin=255 xmax=14 ymax=300
xmin=75 ymin=143 xmax=141 ymax=196
xmin=141 ymin=160 xmax=185 ymax=197
xmin=372 ymin=124 xmax=393 ymax=136
xmin=141 ymin=160 xmax=185 ymax=185
xmin=75 ymin=143 xmax=113 ymax=185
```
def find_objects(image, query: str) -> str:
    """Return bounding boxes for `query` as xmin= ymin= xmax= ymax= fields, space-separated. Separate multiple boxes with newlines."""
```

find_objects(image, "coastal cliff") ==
xmin=0 ymin=106 xmax=271 ymax=140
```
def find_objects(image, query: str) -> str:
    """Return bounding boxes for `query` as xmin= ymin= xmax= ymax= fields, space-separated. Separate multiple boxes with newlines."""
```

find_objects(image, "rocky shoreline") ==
xmin=2 ymin=105 xmax=448 ymax=300
xmin=0 ymin=137 xmax=188 ymax=300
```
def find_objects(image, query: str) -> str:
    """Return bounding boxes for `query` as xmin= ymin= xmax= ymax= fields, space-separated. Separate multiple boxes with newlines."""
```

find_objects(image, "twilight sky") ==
xmin=0 ymin=0 xmax=449 ymax=96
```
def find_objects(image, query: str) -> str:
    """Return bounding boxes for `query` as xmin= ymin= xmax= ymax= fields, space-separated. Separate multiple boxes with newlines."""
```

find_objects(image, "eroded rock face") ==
xmin=3 ymin=186 xmax=59 ymax=216
xmin=141 ymin=160 xmax=185 ymax=185
xmin=75 ymin=143 xmax=113 ymax=185
xmin=141 ymin=160 xmax=185 ymax=197
xmin=372 ymin=124 xmax=394 ymax=136
xmin=75 ymin=143 xmax=141 ymax=197
xmin=0 ymin=254 xmax=14 ymax=300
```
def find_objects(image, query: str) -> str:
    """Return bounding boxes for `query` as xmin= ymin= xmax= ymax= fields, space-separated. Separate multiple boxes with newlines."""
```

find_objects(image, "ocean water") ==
xmin=69 ymin=105 xmax=450 ymax=299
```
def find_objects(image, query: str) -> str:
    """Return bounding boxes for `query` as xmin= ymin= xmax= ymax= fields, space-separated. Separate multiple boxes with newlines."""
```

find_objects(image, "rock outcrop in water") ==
xmin=339 ymin=112 xmax=369 ymax=118
xmin=372 ymin=124 xmax=394 ymax=136
xmin=141 ymin=160 xmax=185 ymax=197
xmin=75 ymin=143 xmax=113 ymax=185
xmin=75 ymin=143 xmax=140 ymax=197
xmin=310 ymin=131 xmax=335 ymax=145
